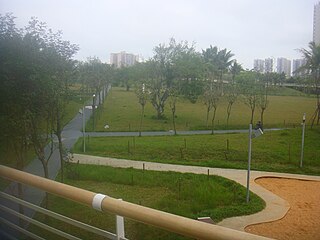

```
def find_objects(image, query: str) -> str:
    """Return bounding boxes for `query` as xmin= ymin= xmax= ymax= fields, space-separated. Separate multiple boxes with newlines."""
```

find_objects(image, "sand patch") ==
xmin=245 ymin=177 xmax=320 ymax=240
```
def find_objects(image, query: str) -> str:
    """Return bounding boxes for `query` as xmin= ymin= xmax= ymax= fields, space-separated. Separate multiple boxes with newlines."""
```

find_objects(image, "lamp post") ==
xmin=300 ymin=113 xmax=306 ymax=168
xmin=92 ymin=94 xmax=96 ymax=131
xmin=246 ymin=124 xmax=252 ymax=203
xmin=246 ymin=123 xmax=263 ymax=203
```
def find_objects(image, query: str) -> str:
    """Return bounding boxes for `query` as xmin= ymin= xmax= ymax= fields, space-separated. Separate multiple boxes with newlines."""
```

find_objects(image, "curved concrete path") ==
xmin=71 ymin=153 xmax=320 ymax=232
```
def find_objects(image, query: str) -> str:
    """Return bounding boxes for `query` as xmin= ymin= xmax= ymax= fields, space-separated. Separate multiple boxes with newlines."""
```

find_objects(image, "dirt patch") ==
xmin=245 ymin=177 xmax=320 ymax=240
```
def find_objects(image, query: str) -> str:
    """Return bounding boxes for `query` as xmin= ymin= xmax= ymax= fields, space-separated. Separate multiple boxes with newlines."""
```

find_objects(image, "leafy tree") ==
xmin=230 ymin=60 xmax=242 ymax=84
xmin=202 ymin=45 xmax=234 ymax=88
xmin=210 ymin=83 xmax=221 ymax=134
xmin=258 ymin=73 xmax=271 ymax=126
xmin=225 ymin=84 xmax=239 ymax=129
xmin=148 ymin=38 xmax=195 ymax=119
xmin=238 ymin=71 xmax=259 ymax=124
xmin=300 ymin=41 xmax=320 ymax=126
xmin=173 ymin=51 xmax=204 ymax=103
xmin=135 ymin=83 xmax=148 ymax=136
xmin=168 ymin=88 xmax=178 ymax=135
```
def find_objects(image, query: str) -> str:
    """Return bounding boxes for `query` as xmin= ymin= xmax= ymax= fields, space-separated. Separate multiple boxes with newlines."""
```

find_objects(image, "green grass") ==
xmin=86 ymin=87 xmax=317 ymax=132
xmin=30 ymin=164 xmax=264 ymax=240
xmin=73 ymin=127 xmax=320 ymax=175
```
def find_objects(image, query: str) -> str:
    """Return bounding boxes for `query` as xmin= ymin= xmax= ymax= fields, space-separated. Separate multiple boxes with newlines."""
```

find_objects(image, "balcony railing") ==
xmin=0 ymin=165 xmax=272 ymax=240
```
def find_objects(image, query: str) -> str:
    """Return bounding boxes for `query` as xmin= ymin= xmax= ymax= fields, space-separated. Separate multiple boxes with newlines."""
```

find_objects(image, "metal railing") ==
xmin=0 ymin=165 xmax=272 ymax=240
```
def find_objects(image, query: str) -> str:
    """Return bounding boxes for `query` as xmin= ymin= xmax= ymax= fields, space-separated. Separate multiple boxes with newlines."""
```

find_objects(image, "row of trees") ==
xmin=0 ymin=14 xmax=79 ymax=208
xmin=110 ymin=39 xmax=319 ymax=134
xmin=110 ymin=39 xmax=275 ymax=134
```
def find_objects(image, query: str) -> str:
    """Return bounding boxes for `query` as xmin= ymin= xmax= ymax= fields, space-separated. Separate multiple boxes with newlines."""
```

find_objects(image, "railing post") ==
xmin=116 ymin=199 xmax=125 ymax=240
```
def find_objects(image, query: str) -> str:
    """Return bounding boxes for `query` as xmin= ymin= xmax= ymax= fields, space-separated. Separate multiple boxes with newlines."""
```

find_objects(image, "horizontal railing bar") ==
xmin=0 ymin=205 xmax=81 ymax=240
xmin=0 ymin=229 xmax=18 ymax=240
xmin=0 ymin=165 xmax=273 ymax=240
xmin=0 ymin=216 xmax=45 ymax=240
xmin=0 ymin=192 xmax=117 ymax=240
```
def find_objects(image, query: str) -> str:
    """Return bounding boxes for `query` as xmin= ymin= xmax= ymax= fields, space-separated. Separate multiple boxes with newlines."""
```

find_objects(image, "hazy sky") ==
xmin=0 ymin=0 xmax=317 ymax=69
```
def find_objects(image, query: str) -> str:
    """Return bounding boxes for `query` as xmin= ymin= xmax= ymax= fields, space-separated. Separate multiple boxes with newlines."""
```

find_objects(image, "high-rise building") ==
xmin=110 ymin=51 xmax=138 ymax=68
xmin=253 ymin=59 xmax=265 ymax=73
xmin=264 ymin=58 xmax=274 ymax=73
xmin=314 ymin=2 xmax=320 ymax=45
xmin=292 ymin=59 xmax=307 ymax=77
xmin=277 ymin=58 xmax=291 ymax=77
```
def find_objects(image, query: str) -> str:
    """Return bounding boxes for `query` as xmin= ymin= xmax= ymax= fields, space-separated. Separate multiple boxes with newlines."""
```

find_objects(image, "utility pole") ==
xmin=246 ymin=124 xmax=252 ymax=203
xmin=300 ymin=113 xmax=306 ymax=168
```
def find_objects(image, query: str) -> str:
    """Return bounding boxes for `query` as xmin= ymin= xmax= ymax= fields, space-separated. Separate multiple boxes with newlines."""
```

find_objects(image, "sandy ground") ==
xmin=245 ymin=177 xmax=320 ymax=240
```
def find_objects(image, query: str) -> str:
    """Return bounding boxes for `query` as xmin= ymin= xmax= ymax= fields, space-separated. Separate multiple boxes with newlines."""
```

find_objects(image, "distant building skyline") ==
xmin=253 ymin=59 xmax=265 ymax=73
xmin=292 ymin=59 xmax=307 ymax=76
xmin=277 ymin=58 xmax=291 ymax=77
xmin=314 ymin=2 xmax=320 ymax=45
xmin=110 ymin=51 xmax=139 ymax=68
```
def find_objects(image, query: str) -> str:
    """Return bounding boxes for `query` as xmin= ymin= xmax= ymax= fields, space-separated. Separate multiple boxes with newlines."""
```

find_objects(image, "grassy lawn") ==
xmin=86 ymin=87 xmax=317 ymax=132
xmin=73 ymin=127 xmax=320 ymax=175
xmin=30 ymin=165 xmax=264 ymax=240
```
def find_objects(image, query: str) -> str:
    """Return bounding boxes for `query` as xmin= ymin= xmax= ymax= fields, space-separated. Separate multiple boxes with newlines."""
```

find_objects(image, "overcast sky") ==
xmin=0 ymin=0 xmax=317 ymax=69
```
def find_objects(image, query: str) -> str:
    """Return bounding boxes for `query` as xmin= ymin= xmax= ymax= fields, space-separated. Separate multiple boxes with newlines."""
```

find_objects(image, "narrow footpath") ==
xmin=71 ymin=154 xmax=320 ymax=232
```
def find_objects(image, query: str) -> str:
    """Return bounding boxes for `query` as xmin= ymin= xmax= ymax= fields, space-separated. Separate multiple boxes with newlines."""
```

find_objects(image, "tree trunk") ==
xmin=250 ymin=108 xmax=255 ymax=124
xmin=41 ymin=159 xmax=49 ymax=209
xmin=211 ymin=108 xmax=217 ymax=135
xmin=172 ymin=107 xmax=177 ymax=135
xmin=260 ymin=108 xmax=265 ymax=126
xmin=226 ymin=102 xmax=232 ymax=129
xmin=206 ymin=107 xmax=210 ymax=128
xmin=139 ymin=106 xmax=144 ymax=137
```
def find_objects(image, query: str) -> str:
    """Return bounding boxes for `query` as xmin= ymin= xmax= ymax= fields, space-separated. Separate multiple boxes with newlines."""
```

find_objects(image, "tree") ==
xmin=168 ymin=88 xmax=178 ymax=135
xmin=202 ymin=45 xmax=234 ymax=93
xmin=203 ymin=83 xmax=215 ymax=128
xmin=225 ymin=84 xmax=239 ymax=129
xmin=258 ymin=74 xmax=271 ymax=126
xmin=210 ymin=83 xmax=221 ymax=134
xmin=173 ymin=51 xmax=205 ymax=103
xmin=230 ymin=60 xmax=242 ymax=84
xmin=238 ymin=71 xmax=259 ymax=124
xmin=135 ymin=83 xmax=148 ymax=137
xmin=148 ymin=38 xmax=195 ymax=119
xmin=300 ymin=41 xmax=320 ymax=126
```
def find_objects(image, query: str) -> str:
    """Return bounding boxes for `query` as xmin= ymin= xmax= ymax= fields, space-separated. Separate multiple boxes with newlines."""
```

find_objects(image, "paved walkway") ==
xmin=85 ymin=128 xmax=283 ymax=137
xmin=71 ymin=153 xmax=320 ymax=232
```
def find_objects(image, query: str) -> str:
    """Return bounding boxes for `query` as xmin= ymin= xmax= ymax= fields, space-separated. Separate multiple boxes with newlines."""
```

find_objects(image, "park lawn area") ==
xmin=30 ymin=164 xmax=264 ymax=240
xmin=86 ymin=87 xmax=316 ymax=132
xmin=73 ymin=127 xmax=320 ymax=176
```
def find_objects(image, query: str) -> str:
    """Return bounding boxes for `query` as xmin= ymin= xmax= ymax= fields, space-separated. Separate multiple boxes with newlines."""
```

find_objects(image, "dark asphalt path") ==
xmin=86 ymin=128 xmax=282 ymax=137
xmin=0 ymin=95 xmax=96 ymax=238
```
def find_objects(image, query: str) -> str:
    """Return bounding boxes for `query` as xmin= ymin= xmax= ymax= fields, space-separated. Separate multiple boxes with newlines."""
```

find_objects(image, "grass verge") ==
xmin=85 ymin=87 xmax=316 ymax=132
xmin=30 ymin=164 xmax=264 ymax=240
xmin=73 ymin=127 xmax=320 ymax=175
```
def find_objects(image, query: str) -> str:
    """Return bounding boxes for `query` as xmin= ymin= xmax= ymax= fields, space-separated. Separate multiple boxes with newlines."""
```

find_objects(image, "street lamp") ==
xmin=92 ymin=94 xmax=96 ymax=131
xmin=300 ymin=113 xmax=306 ymax=168
xmin=246 ymin=123 xmax=264 ymax=203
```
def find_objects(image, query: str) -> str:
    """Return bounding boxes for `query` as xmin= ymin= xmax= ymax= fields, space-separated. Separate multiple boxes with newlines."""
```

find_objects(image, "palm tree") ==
xmin=300 ymin=42 xmax=320 ymax=126
xmin=230 ymin=60 xmax=243 ymax=84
